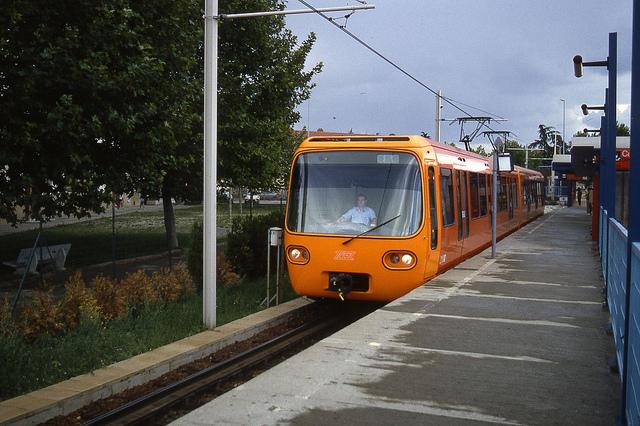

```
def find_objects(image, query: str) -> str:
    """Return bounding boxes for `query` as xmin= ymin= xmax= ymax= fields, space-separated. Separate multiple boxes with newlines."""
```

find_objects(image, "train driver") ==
xmin=337 ymin=194 xmax=377 ymax=227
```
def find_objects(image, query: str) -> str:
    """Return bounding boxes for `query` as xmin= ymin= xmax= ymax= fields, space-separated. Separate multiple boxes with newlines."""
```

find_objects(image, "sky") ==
xmin=284 ymin=0 xmax=633 ymax=148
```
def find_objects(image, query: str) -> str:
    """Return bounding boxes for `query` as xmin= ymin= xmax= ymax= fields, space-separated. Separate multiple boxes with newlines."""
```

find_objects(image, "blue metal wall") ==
xmin=602 ymin=208 xmax=609 ymax=280
xmin=609 ymin=219 xmax=629 ymax=371
xmin=626 ymin=242 xmax=640 ymax=425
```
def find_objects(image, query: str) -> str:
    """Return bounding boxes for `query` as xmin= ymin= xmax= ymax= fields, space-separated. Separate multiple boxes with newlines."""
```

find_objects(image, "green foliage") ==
xmin=528 ymin=124 xmax=566 ymax=159
xmin=0 ymin=275 xmax=298 ymax=400
xmin=226 ymin=211 xmax=284 ymax=279
xmin=502 ymin=140 xmax=527 ymax=167
xmin=469 ymin=145 xmax=489 ymax=156
xmin=218 ymin=0 xmax=322 ymax=193
xmin=0 ymin=206 xmax=202 ymax=268
xmin=0 ymin=294 xmax=204 ymax=400
xmin=617 ymin=122 xmax=630 ymax=136
xmin=216 ymin=274 xmax=297 ymax=325
xmin=0 ymin=0 xmax=321 ymax=241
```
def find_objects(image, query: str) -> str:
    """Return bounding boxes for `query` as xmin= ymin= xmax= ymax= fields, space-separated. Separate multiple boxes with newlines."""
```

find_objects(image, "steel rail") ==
xmin=82 ymin=317 xmax=345 ymax=426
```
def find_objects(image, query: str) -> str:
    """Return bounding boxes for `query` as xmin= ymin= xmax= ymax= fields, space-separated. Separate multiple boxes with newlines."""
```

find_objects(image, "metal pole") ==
xmin=435 ymin=90 xmax=441 ymax=142
xmin=628 ymin=0 xmax=640 ymax=262
xmin=266 ymin=237 xmax=271 ymax=308
xmin=525 ymin=145 xmax=529 ymax=169
xmin=203 ymin=0 xmax=218 ymax=329
xmin=601 ymin=114 xmax=608 ymax=212
xmin=307 ymin=100 xmax=310 ymax=137
xmin=276 ymin=245 xmax=280 ymax=305
xmin=201 ymin=2 xmax=374 ymax=328
xmin=12 ymin=230 xmax=41 ymax=313
xmin=492 ymin=151 xmax=498 ymax=258
xmin=561 ymin=99 xmax=566 ymax=154
xmin=606 ymin=33 xmax=618 ymax=219
xmin=112 ymin=200 xmax=116 ymax=279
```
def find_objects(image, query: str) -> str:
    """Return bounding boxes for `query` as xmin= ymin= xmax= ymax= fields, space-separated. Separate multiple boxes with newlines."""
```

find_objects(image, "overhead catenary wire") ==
xmin=295 ymin=0 xmax=504 ymax=136
xmin=440 ymin=95 xmax=506 ymax=120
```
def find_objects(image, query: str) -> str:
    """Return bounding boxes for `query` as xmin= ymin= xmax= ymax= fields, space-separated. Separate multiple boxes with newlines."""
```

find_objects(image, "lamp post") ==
xmin=202 ymin=1 xmax=375 ymax=329
xmin=560 ymin=99 xmax=566 ymax=154
xmin=573 ymin=33 xmax=617 ymax=218
xmin=575 ymin=31 xmax=622 ymax=420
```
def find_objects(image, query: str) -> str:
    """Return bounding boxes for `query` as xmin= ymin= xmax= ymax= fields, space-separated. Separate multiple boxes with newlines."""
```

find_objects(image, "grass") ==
xmin=0 ymin=203 xmax=284 ymax=269
xmin=0 ymin=274 xmax=298 ymax=401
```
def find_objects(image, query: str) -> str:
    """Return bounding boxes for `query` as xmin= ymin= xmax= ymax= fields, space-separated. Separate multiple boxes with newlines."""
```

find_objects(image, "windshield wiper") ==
xmin=342 ymin=215 xmax=401 ymax=245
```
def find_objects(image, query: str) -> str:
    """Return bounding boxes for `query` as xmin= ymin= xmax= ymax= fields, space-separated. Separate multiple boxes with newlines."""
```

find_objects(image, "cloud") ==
xmin=288 ymin=0 xmax=633 ymax=145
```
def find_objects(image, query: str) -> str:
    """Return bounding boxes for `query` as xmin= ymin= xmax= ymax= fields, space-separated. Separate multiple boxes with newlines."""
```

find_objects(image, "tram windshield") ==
xmin=287 ymin=150 xmax=423 ymax=237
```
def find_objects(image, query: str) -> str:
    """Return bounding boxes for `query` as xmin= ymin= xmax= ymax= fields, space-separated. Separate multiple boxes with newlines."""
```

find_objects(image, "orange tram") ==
xmin=284 ymin=135 xmax=545 ymax=302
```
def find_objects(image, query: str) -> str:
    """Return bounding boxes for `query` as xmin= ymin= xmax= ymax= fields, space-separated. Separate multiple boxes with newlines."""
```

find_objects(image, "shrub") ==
xmin=217 ymin=253 xmax=240 ymax=286
xmin=188 ymin=222 xmax=240 ymax=287
xmin=154 ymin=262 xmax=195 ymax=303
xmin=21 ymin=289 xmax=65 ymax=341
xmin=93 ymin=275 xmax=125 ymax=320
xmin=0 ymin=296 xmax=16 ymax=337
xmin=60 ymin=272 xmax=101 ymax=328
xmin=170 ymin=262 xmax=196 ymax=297
xmin=226 ymin=211 xmax=285 ymax=278
xmin=120 ymin=270 xmax=157 ymax=308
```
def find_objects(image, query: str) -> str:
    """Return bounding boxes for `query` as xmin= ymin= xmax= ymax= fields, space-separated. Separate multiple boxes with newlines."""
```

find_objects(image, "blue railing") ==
xmin=602 ymin=207 xmax=609 ymax=280
xmin=608 ymin=219 xmax=629 ymax=372
xmin=603 ymin=212 xmax=640 ymax=424
xmin=627 ymin=243 xmax=640 ymax=425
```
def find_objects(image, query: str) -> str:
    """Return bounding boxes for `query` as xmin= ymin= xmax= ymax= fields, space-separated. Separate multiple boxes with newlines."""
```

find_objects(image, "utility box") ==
xmin=269 ymin=227 xmax=282 ymax=247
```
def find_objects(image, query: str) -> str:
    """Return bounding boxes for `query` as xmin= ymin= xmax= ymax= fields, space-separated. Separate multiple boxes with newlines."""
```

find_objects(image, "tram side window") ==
xmin=440 ymin=168 xmax=455 ymax=227
xmin=428 ymin=167 xmax=438 ymax=250
xmin=470 ymin=173 xmax=480 ymax=218
xmin=479 ymin=174 xmax=488 ymax=216
xmin=498 ymin=178 xmax=508 ymax=211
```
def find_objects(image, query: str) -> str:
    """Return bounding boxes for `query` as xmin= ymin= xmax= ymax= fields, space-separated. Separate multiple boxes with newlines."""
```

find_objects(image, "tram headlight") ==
xmin=287 ymin=246 xmax=310 ymax=265
xmin=383 ymin=251 xmax=416 ymax=270
xmin=401 ymin=254 xmax=414 ymax=265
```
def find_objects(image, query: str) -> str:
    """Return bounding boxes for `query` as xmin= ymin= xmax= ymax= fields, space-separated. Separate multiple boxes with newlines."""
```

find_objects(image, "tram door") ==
xmin=456 ymin=170 xmax=469 ymax=253
xmin=507 ymin=178 xmax=515 ymax=219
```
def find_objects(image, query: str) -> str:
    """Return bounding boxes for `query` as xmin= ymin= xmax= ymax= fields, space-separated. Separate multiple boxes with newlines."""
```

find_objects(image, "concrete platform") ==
xmin=173 ymin=207 xmax=620 ymax=425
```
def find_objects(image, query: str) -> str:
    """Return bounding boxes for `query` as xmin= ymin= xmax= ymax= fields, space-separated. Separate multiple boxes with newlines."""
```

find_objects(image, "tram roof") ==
xmin=298 ymin=135 xmax=543 ymax=177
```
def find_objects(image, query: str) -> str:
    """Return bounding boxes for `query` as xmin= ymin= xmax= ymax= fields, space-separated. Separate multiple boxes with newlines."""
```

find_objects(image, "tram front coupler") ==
xmin=329 ymin=273 xmax=353 ymax=301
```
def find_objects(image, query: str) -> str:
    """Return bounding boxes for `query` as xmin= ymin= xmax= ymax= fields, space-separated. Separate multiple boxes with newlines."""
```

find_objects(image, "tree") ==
xmin=0 ymin=2 xmax=121 ymax=224
xmin=0 ymin=1 xmax=201 ymax=230
xmin=528 ymin=124 xmax=567 ymax=160
xmin=1 ymin=0 xmax=321 ymax=252
xmin=217 ymin=0 xmax=321 ymax=197
xmin=502 ymin=140 xmax=527 ymax=167
xmin=469 ymin=144 xmax=489 ymax=157
xmin=617 ymin=122 xmax=630 ymax=136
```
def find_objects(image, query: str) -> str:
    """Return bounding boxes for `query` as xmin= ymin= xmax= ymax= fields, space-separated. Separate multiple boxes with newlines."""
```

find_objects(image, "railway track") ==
xmin=81 ymin=302 xmax=376 ymax=426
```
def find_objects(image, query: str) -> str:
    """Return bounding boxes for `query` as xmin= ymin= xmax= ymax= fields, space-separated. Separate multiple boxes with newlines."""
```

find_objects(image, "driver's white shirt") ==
xmin=341 ymin=207 xmax=376 ymax=226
